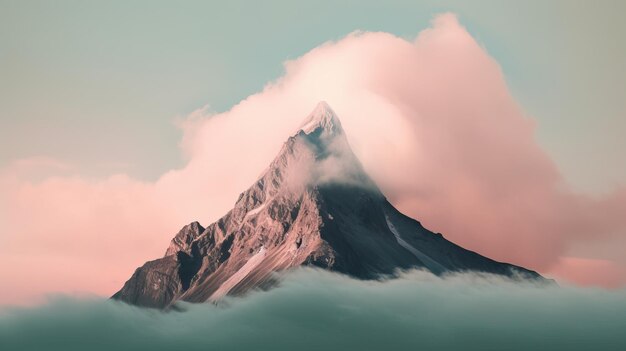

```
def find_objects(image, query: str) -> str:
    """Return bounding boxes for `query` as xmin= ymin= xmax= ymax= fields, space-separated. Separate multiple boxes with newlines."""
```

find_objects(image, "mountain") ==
xmin=113 ymin=102 xmax=545 ymax=308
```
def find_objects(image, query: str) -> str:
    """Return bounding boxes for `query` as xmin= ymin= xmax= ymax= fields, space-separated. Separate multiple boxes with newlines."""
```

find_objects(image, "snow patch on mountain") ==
xmin=209 ymin=247 xmax=267 ymax=301
xmin=385 ymin=213 xmax=446 ymax=274
xmin=244 ymin=202 xmax=268 ymax=220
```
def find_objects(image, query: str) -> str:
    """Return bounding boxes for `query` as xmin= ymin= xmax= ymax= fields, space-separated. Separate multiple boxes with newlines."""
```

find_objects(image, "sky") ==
xmin=1 ymin=0 xmax=625 ymax=305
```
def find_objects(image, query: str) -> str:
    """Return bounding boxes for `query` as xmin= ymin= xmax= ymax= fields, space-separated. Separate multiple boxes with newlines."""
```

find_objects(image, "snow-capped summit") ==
xmin=113 ymin=103 xmax=548 ymax=309
xmin=298 ymin=101 xmax=343 ymax=136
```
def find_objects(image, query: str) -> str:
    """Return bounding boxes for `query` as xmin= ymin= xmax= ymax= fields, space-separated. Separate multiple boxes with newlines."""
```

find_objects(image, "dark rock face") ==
xmin=113 ymin=102 xmax=545 ymax=308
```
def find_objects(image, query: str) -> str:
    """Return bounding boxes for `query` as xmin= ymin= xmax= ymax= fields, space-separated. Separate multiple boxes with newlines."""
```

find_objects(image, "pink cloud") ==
xmin=547 ymin=257 xmax=626 ymax=288
xmin=1 ymin=13 xmax=625 ymax=304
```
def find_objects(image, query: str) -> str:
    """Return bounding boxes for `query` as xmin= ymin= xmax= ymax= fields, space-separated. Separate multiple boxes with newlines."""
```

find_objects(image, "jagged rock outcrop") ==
xmin=113 ymin=102 xmax=545 ymax=308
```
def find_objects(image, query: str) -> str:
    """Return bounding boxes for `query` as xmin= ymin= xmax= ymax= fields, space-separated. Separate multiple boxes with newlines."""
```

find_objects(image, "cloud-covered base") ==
xmin=1 ymin=269 xmax=625 ymax=351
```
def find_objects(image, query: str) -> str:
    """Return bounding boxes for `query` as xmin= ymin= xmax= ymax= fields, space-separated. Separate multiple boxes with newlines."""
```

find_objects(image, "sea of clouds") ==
xmin=1 ymin=269 xmax=625 ymax=351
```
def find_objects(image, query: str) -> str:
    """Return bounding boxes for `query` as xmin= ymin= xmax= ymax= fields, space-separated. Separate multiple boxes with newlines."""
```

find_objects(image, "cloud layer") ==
xmin=1 ymin=13 xmax=625 ymax=304
xmin=1 ymin=269 xmax=625 ymax=351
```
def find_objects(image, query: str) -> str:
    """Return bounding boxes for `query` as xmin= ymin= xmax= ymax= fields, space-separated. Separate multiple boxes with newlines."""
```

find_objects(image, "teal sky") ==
xmin=1 ymin=0 xmax=624 ymax=193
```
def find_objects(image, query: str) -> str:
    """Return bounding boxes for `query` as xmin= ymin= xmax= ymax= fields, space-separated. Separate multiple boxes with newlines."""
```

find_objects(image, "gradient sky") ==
xmin=2 ymin=0 xmax=625 ymax=192
xmin=1 ymin=1 xmax=626 ymax=304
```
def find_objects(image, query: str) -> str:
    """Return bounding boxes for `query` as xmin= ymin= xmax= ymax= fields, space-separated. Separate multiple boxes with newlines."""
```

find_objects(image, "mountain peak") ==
xmin=297 ymin=101 xmax=343 ymax=135
xmin=112 ymin=104 xmax=548 ymax=309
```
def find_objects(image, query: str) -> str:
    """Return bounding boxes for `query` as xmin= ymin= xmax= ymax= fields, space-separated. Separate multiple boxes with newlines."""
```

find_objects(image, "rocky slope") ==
xmin=113 ymin=102 xmax=545 ymax=308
